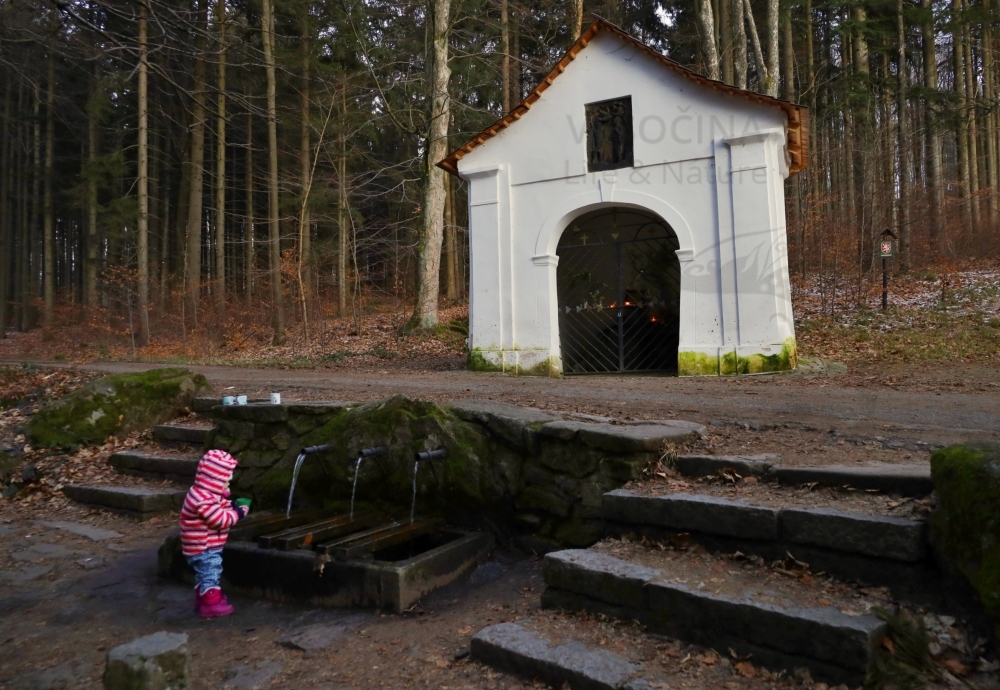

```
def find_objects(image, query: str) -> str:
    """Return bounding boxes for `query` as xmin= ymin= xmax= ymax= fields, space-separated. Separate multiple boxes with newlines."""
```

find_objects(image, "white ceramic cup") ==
xmin=236 ymin=395 xmax=248 ymax=405
xmin=222 ymin=396 xmax=235 ymax=405
xmin=270 ymin=392 xmax=281 ymax=405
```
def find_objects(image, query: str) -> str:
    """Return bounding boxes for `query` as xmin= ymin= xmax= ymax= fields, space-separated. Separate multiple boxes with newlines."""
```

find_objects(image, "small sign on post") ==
xmin=879 ymin=229 xmax=898 ymax=311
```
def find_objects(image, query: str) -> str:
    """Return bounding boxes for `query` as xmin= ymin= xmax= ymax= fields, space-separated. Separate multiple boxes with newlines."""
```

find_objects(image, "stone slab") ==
xmin=222 ymin=661 xmax=283 ymax=690
xmin=0 ymin=564 xmax=54 ymax=584
xmin=63 ymin=484 xmax=186 ymax=518
xmin=767 ymin=463 xmax=932 ymax=497
xmin=34 ymin=520 xmax=123 ymax=541
xmin=602 ymin=490 xmax=780 ymax=541
xmin=540 ymin=421 xmax=703 ymax=453
xmin=471 ymin=622 xmax=642 ymax=690
xmin=104 ymin=631 xmax=190 ymax=690
xmin=109 ymin=451 xmax=199 ymax=480
xmin=153 ymin=424 xmax=209 ymax=445
xmin=450 ymin=400 xmax=562 ymax=451
xmin=780 ymin=508 xmax=927 ymax=562
xmin=645 ymin=580 xmax=885 ymax=679
xmin=11 ymin=542 xmax=80 ymax=562
xmin=212 ymin=404 xmax=289 ymax=423
xmin=542 ymin=549 xmax=659 ymax=610
xmin=674 ymin=454 xmax=776 ymax=478
xmin=276 ymin=616 xmax=367 ymax=651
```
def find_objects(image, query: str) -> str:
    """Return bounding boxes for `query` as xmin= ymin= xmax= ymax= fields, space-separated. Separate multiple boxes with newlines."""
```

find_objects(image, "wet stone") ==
xmin=471 ymin=622 xmax=643 ymax=690
xmin=11 ymin=543 xmax=79 ymax=562
xmin=276 ymin=616 xmax=366 ymax=651
xmin=222 ymin=660 xmax=283 ymax=690
xmin=104 ymin=631 xmax=190 ymax=690
xmin=35 ymin=520 xmax=123 ymax=541
xmin=12 ymin=660 xmax=92 ymax=690
xmin=0 ymin=564 xmax=54 ymax=584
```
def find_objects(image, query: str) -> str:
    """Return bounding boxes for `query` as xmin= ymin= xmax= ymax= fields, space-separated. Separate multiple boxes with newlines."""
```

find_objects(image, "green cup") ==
xmin=235 ymin=498 xmax=252 ymax=508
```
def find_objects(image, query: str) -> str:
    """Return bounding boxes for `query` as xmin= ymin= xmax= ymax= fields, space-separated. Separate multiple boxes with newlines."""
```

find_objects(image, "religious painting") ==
xmin=585 ymin=96 xmax=634 ymax=172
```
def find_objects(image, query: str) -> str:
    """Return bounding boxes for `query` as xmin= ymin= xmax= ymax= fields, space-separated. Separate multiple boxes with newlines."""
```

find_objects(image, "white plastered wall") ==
xmin=458 ymin=30 xmax=796 ymax=376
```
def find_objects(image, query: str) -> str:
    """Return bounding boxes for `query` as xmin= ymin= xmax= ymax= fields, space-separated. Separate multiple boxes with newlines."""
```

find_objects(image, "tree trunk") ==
xmin=298 ymin=20 xmax=311 ymax=330
xmin=720 ymin=0 xmax=734 ymax=84
xmin=568 ymin=0 xmax=584 ymax=40
xmin=765 ymin=0 xmax=779 ymax=96
xmin=962 ymin=10 xmax=981 ymax=231
xmin=953 ymin=0 xmax=973 ymax=235
xmin=245 ymin=107 xmax=254 ymax=308
xmin=338 ymin=83 xmax=349 ymax=317
xmin=922 ymin=0 xmax=944 ymax=248
xmin=732 ymin=0 xmax=748 ymax=89
xmin=0 ymin=84 xmax=9 ymax=337
xmin=185 ymin=1 xmax=208 ymax=330
xmin=214 ymin=0 xmax=227 ymax=323
xmin=43 ymin=55 xmax=55 ymax=329
xmin=137 ymin=4 xmax=151 ymax=345
xmin=85 ymin=72 xmax=99 ymax=311
xmin=984 ymin=0 xmax=999 ymax=228
xmin=444 ymin=172 xmax=458 ymax=300
xmin=698 ymin=0 xmax=720 ymax=80
xmin=502 ymin=0 xmax=511 ymax=111
xmin=743 ymin=0 xmax=768 ymax=93
xmin=409 ymin=0 xmax=452 ymax=329
xmin=262 ymin=0 xmax=285 ymax=344
xmin=782 ymin=6 xmax=794 ymax=100
xmin=897 ymin=0 xmax=911 ymax=271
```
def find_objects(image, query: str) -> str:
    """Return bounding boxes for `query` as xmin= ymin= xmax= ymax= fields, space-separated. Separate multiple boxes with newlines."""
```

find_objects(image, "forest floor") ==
xmin=0 ymin=299 xmax=999 ymax=688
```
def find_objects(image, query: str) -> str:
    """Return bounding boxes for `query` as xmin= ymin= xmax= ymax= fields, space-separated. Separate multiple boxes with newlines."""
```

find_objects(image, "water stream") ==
xmin=286 ymin=452 xmax=307 ymax=518
xmin=350 ymin=456 xmax=364 ymax=520
xmin=410 ymin=460 xmax=419 ymax=524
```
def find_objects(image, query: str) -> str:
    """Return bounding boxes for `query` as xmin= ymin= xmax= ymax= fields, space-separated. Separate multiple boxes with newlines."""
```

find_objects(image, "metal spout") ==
xmin=415 ymin=448 xmax=447 ymax=462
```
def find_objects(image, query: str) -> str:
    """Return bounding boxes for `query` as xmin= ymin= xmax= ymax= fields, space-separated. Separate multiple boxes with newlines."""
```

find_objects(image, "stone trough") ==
xmin=159 ymin=508 xmax=493 ymax=613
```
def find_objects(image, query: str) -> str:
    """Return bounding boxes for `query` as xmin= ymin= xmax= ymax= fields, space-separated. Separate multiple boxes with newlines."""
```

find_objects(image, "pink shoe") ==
xmin=194 ymin=587 xmax=228 ymax=611
xmin=198 ymin=588 xmax=234 ymax=618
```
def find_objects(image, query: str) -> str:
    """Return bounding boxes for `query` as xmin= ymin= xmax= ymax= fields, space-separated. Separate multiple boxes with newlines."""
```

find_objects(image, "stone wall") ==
xmin=206 ymin=396 xmax=703 ymax=551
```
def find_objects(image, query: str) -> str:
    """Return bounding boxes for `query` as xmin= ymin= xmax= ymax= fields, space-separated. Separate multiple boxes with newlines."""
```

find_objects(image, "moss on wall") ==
xmin=209 ymin=396 xmax=660 ymax=548
xmin=931 ymin=443 xmax=1000 ymax=636
xmin=677 ymin=351 xmax=720 ymax=376
xmin=27 ymin=368 xmax=210 ymax=449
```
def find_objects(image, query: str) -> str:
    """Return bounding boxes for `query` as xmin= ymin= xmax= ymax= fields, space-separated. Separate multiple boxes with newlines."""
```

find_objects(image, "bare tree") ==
xmin=185 ymin=1 xmax=208 ymax=329
xmin=698 ymin=0 xmax=720 ymax=80
xmin=409 ymin=0 xmax=452 ymax=330
xmin=214 ymin=0 xmax=227 ymax=323
xmin=42 ymin=55 xmax=55 ymax=329
xmin=138 ymin=2 xmax=151 ymax=344
xmin=262 ymin=0 xmax=285 ymax=344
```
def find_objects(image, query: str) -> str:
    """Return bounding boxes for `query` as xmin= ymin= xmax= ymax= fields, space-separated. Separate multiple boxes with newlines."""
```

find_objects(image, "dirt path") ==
xmin=20 ymin=359 xmax=1000 ymax=449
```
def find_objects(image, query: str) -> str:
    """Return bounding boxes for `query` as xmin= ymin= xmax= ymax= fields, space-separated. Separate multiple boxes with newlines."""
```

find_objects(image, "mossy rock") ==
xmin=931 ymin=443 xmax=1000 ymax=634
xmin=26 ymin=368 xmax=211 ymax=449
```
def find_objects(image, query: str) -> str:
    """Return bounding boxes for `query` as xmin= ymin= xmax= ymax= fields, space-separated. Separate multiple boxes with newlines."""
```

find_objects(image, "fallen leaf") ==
xmin=701 ymin=652 xmax=718 ymax=665
xmin=458 ymin=626 xmax=473 ymax=635
xmin=735 ymin=661 xmax=756 ymax=678
xmin=798 ymin=574 xmax=815 ymax=585
xmin=881 ymin=637 xmax=896 ymax=655
xmin=939 ymin=658 xmax=968 ymax=676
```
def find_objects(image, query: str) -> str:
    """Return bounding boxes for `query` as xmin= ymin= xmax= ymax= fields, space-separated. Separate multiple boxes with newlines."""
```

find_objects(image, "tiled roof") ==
xmin=438 ymin=18 xmax=808 ymax=176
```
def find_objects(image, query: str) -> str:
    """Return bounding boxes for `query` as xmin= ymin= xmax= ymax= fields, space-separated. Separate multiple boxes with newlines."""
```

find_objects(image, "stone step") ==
xmin=152 ymin=424 xmax=210 ymax=446
xmin=602 ymin=489 xmax=927 ymax=562
xmin=767 ymin=463 xmax=932 ymax=497
xmin=471 ymin=622 xmax=648 ymax=690
xmin=674 ymin=455 xmax=931 ymax=497
xmin=63 ymin=484 xmax=187 ymax=520
xmin=108 ymin=450 xmax=199 ymax=483
xmin=541 ymin=548 xmax=887 ymax=686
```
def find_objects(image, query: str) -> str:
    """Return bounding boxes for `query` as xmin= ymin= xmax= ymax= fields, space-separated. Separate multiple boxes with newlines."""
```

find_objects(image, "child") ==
xmin=179 ymin=449 xmax=250 ymax=618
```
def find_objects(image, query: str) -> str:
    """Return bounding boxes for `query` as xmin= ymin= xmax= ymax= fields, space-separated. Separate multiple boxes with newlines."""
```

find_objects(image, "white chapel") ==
xmin=439 ymin=19 xmax=808 ymax=376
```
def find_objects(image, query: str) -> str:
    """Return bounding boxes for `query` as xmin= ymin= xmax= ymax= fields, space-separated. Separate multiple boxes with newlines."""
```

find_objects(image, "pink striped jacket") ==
xmin=180 ymin=449 xmax=243 ymax=556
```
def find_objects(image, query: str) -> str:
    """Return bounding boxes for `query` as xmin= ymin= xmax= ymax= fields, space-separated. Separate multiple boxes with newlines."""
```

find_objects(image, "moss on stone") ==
xmin=931 ymin=443 xmax=1000 ymax=635
xmin=677 ymin=351 xmax=720 ymax=376
xmin=743 ymin=338 xmax=797 ymax=374
xmin=468 ymin=349 xmax=504 ymax=373
xmin=27 ymin=368 xmax=210 ymax=449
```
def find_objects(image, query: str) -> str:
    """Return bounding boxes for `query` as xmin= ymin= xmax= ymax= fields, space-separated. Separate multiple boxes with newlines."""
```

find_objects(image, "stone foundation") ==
xmin=205 ymin=396 xmax=703 ymax=550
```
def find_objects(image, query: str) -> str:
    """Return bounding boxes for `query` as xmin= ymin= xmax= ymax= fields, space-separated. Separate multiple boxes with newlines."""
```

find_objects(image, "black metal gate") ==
xmin=557 ymin=210 xmax=680 ymax=374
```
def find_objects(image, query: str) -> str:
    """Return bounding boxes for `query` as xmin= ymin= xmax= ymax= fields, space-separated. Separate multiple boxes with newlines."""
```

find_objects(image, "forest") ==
xmin=0 ymin=0 xmax=996 ymax=349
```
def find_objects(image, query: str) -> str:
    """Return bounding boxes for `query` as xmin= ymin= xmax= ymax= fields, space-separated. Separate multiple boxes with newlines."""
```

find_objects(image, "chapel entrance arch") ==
xmin=556 ymin=207 xmax=681 ymax=374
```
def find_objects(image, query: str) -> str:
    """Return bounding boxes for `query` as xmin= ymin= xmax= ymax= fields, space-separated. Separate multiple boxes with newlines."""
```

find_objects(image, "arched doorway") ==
xmin=556 ymin=207 xmax=681 ymax=374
